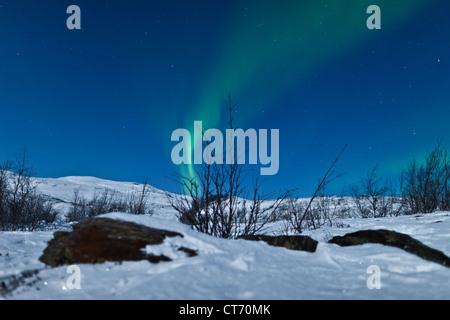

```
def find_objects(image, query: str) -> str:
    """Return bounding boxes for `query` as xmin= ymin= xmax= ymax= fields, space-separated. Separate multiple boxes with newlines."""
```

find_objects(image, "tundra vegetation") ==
xmin=0 ymin=142 xmax=448 ymax=236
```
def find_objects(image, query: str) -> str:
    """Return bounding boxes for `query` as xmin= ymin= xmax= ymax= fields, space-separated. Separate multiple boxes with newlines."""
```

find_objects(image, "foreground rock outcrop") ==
xmin=238 ymin=235 xmax=318 ymax=253
xmin=328 ymin=229 xmax=450 ymax=268
xmin=39 ymin=218 xmax=197 ymax=267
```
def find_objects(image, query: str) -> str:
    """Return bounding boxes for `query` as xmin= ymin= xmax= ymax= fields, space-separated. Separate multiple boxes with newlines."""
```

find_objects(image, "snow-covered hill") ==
xmin=0 ymin=176 xmax=449 ymax=300
xmin=35 ymin=176 xmax=177 ymax=220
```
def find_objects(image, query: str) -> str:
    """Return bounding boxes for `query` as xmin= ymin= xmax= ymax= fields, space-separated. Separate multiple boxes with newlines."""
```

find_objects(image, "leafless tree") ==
xmin=442 ymin=158 xmax=450 ymax=211
xmin=0 ymin=152 xmax=57 ymax=231
xmin=349 ymin=166 xmax=404 ymax=218
xmin=287 ymin=145 xmax=347 ymax=233
xmin=67 ymin=179 xmax=154 ymax=222
xmin=401 ymin=143 xmax=450 ymax=214
xmin=310 ymin=188 xmax=349 ymax=229
xmin=66 ymin=189 xmax=89 ymax=222
xmin=169 ymin=94 xmax=293 ymax=239
xmin=0 ymin=161 xmax=12 ymax=227
xmin=127 ymin=177 xmax=154 ymax=215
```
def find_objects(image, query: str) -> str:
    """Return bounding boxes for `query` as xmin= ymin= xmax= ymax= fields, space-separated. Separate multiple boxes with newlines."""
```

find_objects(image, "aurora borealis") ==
xmin=0 ymin=0 xmax=449 ymax=195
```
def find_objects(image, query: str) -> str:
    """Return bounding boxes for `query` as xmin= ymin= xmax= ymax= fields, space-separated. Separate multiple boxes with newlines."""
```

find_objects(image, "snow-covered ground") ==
xmin=1 ymin=176 xmax=449 ymax=300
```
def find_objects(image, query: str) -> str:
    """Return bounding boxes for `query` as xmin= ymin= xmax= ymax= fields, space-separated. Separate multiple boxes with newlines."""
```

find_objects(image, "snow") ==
xmin=1 ymin=176 xmax=450 ymax=300
xmin=35 ymin=175 xmax=177 ymax=220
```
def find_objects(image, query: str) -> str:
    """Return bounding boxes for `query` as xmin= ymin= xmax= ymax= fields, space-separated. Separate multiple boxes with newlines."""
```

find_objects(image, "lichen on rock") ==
xmin=39 ymin=217 xmax=197 ymax=267
xmin=328 ymin=229 xmax=450 ymax=268
xmin=238 ymin=234 xmax=318 ymax=253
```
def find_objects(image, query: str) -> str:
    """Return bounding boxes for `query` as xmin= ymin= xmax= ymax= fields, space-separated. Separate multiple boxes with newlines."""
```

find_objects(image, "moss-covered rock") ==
xmin=39 ymin=218 xmax=197 ymax=266
xmin=328 ymin=229 xmax=450 ymax=268
xmin=238 ymin=235 xmax=318 ymax=253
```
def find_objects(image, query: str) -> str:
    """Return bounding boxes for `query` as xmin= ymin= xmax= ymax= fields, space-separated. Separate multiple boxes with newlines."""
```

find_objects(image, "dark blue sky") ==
xmin=0 ymin=0 xmax=449 ymax=196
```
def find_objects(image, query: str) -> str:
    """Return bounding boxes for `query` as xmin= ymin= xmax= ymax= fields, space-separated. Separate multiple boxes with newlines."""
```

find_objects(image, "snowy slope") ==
xmin=1 ymin=209 xmax=450 ymax=300
xmin=35 ymin=176 xmax=178 ymax=220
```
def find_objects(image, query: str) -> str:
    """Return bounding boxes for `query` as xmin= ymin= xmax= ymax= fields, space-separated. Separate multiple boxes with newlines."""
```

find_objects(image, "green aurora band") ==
xmin=180 ymin=0 xmax=430 ymax=186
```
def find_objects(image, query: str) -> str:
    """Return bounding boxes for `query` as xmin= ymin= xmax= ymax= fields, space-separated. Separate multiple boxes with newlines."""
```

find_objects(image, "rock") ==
xmin=39 ymin=218 xmax=197 ymax=267
xmin=238 ymin=235 xmax=318 ymax=253
xmin=329 ymin=229 xmax=450 ymax=268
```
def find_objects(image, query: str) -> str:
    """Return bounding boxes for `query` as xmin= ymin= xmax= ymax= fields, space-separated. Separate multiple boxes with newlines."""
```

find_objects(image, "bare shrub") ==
xmin=126 ymin=178 xmax=154 ymax=215
xmin=169 ymin=95 xmax=293 ymax=239
xmin=0 ymin=153 xmax=57 ymax=231
xmin=285 ymin=189 xmax=349 ymax=233
xmin=171 ymin=169 xmax=292 ymax=239
xmin=67 ymin=189 xmax=127 ymax=221
xmin=285 ymin=198 xmax=307 ymax=233
xmin=67 ymin=179 xmax=154 ymax=222
xmin=401 ymin=143 xmax=450 ymax=214
xmin=349 ymin=166 xmax=404 ymax=218
xmin=309 ymin=192 xmax=350 ymax=229
xmin=286 ymin=145 xmax=347 ymax=233
xmin=66 ymin=189 xmax=89 ymax=222
xmin=88 ymin=189 xmax=127 ymax=217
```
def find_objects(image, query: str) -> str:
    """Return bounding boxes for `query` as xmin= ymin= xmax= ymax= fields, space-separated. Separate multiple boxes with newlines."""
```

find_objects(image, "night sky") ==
xmin=0 ymin=0 xmax=449 ymax=196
